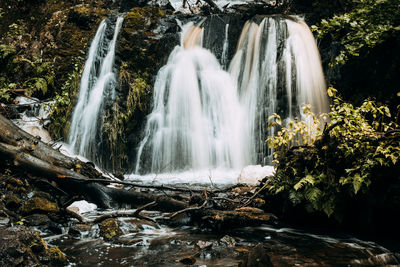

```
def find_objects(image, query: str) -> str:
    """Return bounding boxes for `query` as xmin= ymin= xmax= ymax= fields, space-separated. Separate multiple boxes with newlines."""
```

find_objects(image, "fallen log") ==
xmin=0 ymin=114 xmax=187 ymax=211
xmin=0 ymin=141 xmax=187 ymax=211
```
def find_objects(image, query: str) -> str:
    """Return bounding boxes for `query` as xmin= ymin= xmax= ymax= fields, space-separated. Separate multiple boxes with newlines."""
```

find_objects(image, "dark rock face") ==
xmin=98 ymin=6 xmax=180 ymax=172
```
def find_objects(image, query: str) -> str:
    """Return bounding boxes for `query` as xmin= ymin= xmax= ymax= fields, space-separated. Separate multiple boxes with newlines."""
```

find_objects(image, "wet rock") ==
xmin=68 ymin=224 xmax=92 ymax=237
xmin=5 ymin=194 xmax=22 ymax=210
xmin=46 ymin=246 xmax=67 ymax=265
xmin=24 ymin=214 xmax=51 ymax=226
xmin=0 ymin=217 xmax=10 ymax=226
xmin=220 ymin=235 xmax=236 ymax=247
xmin=195 ymin=240 xmax=213 ymax=250
xmin=179 ymin=255 xmax=196 ymax=265
xmin=67 ymin=4 xmax=108 ymax=30
xmin=239 ymin=244 xmax=274 ymax=267
xmin=0 ymin=225 xmax=66 ymax=267
xmin=33 ymin=191 xmax=54 ymax=202
xmin=99 ymin=218 xmax=123 ymax=241
xmin=20 ymin=197 xmax=59 ymax=214
xmin=47 ymin=221 xmax=64 ymax=234
xmin=7 ymin=178 xmax=24 ymax=187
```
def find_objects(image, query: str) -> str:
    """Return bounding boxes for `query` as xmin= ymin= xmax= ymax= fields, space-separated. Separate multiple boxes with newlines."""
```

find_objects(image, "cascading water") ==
xmin=68 ymin=16 xmax=124 ymax=161
xmin=134 ymin=15 xmax=329 ymax=177
xmin=229 ymin=16 xmax=329 ymax=164
xmin=135 ymin=22 xmax=249 ymax=174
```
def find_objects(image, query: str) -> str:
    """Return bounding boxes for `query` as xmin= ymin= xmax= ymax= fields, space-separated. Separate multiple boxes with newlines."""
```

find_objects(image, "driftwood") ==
xmin=0 ymin=114 xmax=276 ymax=229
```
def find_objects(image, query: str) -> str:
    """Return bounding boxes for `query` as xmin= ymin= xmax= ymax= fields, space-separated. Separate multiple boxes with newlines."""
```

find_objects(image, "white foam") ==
xmin=237 ymin=165 xmax=275 ymax=185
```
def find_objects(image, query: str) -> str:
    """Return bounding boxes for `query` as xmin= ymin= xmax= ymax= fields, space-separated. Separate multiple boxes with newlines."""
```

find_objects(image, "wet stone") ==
xmin=99 ymin=218 xmax=123 ymax=241
xmin=20 ymin=197 xmax=59 ymax=214
xmin=7 ymin=178 xmax=24 ymax=187
xmin=220 ymin=235 xmax=236 ymax=247
xmin=179 ymin=255 xmax=196 ymax=265
xmin=0 ymin=217 xmax=10 ymax=226
xmin=5 ymin=194 xmax=22 ymax=210
xmin=46 ymin=246 xmax=67 ymax=265
xmin=24 ymin=214 xmax=51 ymax=226
xmin=68 ymin=224 xmax=92 ymax=237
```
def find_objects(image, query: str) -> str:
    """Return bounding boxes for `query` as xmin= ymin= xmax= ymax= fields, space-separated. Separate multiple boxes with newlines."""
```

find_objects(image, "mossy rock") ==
xmin=68 ymin=4 xmax=108 ymax=30
xmin=5 ymin=193 xmax=22 ymax=210
xmin=46 ymin=246 xmax=67 ymax=265
xmin=99 ymin=218 xmax=123 ymax=241
xmin=123 ymin=6 xmax=166 ymax=34
xmin=0 ymin=225 xmax=66 ymax=266
xmin=20 ymin=197 xmax=59 ymax=215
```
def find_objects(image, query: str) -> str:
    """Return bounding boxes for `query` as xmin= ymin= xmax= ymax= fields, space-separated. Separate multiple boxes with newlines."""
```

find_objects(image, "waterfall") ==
xmin=135 ymin=16 xmax=329 ymax=175
xmin=135 ymin=22 xmax=249 ymax=174
xmin=68 ymin=16 xmax=124 ymax=161
xmin=229 ymin=16 xmax=329 ymax=164
xmin=221 ymin=23 xmax=230 ymax=68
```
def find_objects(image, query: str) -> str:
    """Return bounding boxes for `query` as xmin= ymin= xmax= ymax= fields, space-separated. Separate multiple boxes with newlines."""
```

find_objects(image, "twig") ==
xmin=170 ymin=199 xmax=208 ymax=218
xmin=241 ymin=181 xmax=270 ymax=207
xmin=133 ymin=201 xmax=157 ymax=217
xmin=65 ymin=208 xmax=84 ymax=223
xmin=93 ymin=201 xmax=157 ymax=224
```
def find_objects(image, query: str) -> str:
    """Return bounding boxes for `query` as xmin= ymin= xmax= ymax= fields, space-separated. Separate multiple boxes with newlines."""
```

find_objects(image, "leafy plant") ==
xmin=48 ymin=57 xmax=83 ymax=139
xmin=267 ymin=87 xmax=400 ymax=219
xmin=312 ymin=0 xmax=400 ymax=65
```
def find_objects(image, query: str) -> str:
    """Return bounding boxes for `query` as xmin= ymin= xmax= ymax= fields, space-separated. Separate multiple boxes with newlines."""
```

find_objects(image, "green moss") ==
xmin=47 ymin=247 xmax=67 ymax=264
xmin=123 ymin=6 xmax=166 ymax=35
xmin=48 ymin=56 xmax=83 ymax=140
xmin=20 ymin=197 xmax=59 ymax=214
xmin=103 ymin=66 xmax=151 ymax=171
xmin=99 ymin=218 xmax=122 ymax=241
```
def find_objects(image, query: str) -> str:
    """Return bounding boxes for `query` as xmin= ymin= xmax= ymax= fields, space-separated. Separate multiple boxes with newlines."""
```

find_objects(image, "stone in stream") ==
xmin=24 ymin=214 xmax=51 ymax=226
xmin=99 ymin=218 xmax=123 ymax=241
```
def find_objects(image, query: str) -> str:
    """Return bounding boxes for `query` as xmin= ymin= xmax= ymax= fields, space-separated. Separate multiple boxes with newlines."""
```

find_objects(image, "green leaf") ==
xmin=294 ymin=175 xmax=315 ymax=191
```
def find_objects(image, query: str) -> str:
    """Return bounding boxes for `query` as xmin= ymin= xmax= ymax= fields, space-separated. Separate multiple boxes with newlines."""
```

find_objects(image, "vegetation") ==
xmin=48 ymin=57 xmax=83 ymax=139
xmin=311 ymin=0 xmax=400 ymax=65
xmin=267 ymin=87 xmax=400 ymax=220
xmin=103 ymin=64 xmax=151 ymax=171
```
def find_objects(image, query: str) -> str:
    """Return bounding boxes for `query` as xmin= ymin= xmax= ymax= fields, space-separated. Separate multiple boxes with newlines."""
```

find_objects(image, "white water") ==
xmin=68 ymin=16 xmax=124 ymax=160
xmin=135 ymin=22 xmax=248 ymax=174
xmin=221 ymin=23 xmax=230 ymax=68
xmin=229 ymin=16 xmax=329 ymax=164
xmin=133 ymin=16 xmax=329 ymax=182
xmin=11 ymin=96 xmax=53 ymax=143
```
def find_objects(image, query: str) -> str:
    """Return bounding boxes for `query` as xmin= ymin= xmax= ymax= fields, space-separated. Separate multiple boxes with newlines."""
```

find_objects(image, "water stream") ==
xmin=45 ymin=209 xmax=399 ymax=266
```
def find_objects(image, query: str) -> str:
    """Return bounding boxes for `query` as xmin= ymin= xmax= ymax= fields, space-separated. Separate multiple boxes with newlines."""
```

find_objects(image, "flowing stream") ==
xmin=45 ymin=208 xmax=399 ymax=267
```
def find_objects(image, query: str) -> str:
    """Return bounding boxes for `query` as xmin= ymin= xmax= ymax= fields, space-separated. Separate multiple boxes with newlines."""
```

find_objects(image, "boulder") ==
xmin=99 ymin=218 xmax=123 ymax=241
xmin=20 ymin=197 xmax=59 ymax=215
